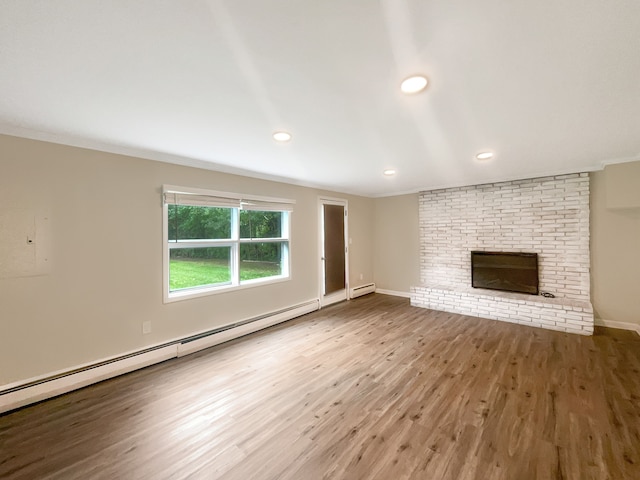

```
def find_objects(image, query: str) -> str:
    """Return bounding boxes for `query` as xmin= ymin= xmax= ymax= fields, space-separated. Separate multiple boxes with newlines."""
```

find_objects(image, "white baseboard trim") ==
xmin=0 ymin=345 xmax=178 ymax=415
xmin=595 ymin=318 xmax=640 ymax=336
xmin=375 ymin=288 xmax=411 ymax=298
xmin=0 ymin=299 xmax=320 ymax=415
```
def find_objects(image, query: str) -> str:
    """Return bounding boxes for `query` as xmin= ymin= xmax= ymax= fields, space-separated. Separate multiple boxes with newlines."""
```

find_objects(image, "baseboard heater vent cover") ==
xmin=350 ymin=283 xmax=376 ymax=298
xmin=0 ymin=299 xmax=319 ymax=414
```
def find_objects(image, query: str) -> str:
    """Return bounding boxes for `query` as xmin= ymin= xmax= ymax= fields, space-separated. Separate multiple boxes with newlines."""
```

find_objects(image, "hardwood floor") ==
xmin=1 ymin=294 xmax=639 ymax=479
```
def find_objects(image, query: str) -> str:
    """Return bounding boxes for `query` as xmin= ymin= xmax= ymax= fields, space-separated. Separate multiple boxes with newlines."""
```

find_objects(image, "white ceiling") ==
xmin=1 ymin=1 xmax=640 ymax=197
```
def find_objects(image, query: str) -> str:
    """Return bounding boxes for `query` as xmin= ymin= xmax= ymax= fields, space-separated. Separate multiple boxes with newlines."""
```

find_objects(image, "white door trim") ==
xmin=318 ymin=197 xmax=349 ymax=307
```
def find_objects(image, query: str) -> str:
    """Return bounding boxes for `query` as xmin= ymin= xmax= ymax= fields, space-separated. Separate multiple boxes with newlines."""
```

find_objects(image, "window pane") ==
xmin=170 ymin=247 xmax=231 ymax=291
xmin=240 ymin=211 xmax=282 ymax=239
xmin=240 ymin=242 xmax=285 ymax=281
xmin=168 ymin=205 xmax=232 ymax=241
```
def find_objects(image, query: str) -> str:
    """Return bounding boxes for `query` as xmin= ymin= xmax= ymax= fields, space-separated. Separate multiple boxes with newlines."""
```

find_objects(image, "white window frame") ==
xmin=162 ymin=185 xmax=293 ymax=303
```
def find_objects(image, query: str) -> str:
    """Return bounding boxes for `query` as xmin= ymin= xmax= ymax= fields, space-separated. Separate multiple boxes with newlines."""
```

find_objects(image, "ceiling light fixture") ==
xmin=383 ymin=169 xmax=396 ymax=176
xmin=273 ymin=131 xmax=292 ymax=142
xmin=400 ymin=75 xmax=428 ymax=94
xmin=476 ymin=152 xmax=494 ymax=160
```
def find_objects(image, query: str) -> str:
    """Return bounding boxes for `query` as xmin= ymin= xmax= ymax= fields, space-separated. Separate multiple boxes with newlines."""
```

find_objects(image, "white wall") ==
xmin=0 ymin=134 xmax=374 ymax=386
xmin=591 ymin=164 xmax=640 ymax=328
xmin=373 ymin=194 xmax=419 ymax=294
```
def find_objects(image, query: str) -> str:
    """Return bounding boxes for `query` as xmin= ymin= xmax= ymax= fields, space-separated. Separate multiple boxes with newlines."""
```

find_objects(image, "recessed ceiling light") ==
xmin=400 ymin=75 xmax=428 ymax=94
xmin=476 ymin=152 xmax=494 ymax=160
xmin=273 ymin=131 xmax=292 ymax=142
xmin=383 ymin=169 xmax=396 ymax=176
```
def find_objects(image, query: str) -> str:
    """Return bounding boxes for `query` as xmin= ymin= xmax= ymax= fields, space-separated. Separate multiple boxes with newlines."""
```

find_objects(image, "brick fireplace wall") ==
xmin=410 ymin=173 xmax=594 ymax=335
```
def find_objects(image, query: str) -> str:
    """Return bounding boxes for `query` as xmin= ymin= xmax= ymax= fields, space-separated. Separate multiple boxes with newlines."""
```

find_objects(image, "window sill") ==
xmin=164 ymin=275 xmax=291 ymax=304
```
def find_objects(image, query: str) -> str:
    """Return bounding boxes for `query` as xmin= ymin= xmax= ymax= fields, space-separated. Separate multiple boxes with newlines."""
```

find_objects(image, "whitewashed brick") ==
xmin=413 ymin=173 xmax=594 ymax=335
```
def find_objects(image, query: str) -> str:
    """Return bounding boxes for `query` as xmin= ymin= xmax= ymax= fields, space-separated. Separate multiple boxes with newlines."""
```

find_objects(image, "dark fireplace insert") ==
xmin=471 ymin=251 xmax=539 ymax=295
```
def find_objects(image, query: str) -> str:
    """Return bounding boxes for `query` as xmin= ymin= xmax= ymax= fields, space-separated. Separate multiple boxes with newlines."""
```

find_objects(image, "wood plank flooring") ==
xmin=1 ymin=294 xmax=639 ymax=479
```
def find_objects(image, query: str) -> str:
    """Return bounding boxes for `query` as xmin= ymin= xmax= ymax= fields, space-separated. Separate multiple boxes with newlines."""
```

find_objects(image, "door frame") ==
xmin=318 ymin=196 xmax=349 ymax=307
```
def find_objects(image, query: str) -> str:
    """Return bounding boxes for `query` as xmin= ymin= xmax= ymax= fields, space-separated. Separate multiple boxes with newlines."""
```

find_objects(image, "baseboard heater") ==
xmin=0 ymin=299 xmax=319 ymax=415
xmin=350 ymin=283 xmax=376 ymax=298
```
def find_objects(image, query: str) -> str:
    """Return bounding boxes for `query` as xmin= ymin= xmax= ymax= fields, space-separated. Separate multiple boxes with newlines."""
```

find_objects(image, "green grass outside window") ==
xmin=170 ymin=258 xmax=281 ymax=291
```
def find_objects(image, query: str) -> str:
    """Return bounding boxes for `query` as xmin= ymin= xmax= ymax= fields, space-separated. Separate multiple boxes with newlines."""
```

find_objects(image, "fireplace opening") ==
xmin=471 ymin=251 xmax=539 ymax=295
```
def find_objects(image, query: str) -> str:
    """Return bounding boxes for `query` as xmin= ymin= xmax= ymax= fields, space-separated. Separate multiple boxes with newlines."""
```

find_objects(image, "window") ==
xmin=163 ymin=186 xmax=293 ymax=302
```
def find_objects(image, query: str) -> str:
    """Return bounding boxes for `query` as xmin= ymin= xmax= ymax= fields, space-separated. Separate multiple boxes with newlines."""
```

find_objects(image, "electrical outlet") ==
xmin=142 ymin=321 xmax=152 ymax=334
xmin=359 ymin=273 xmax=363 ymax=280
